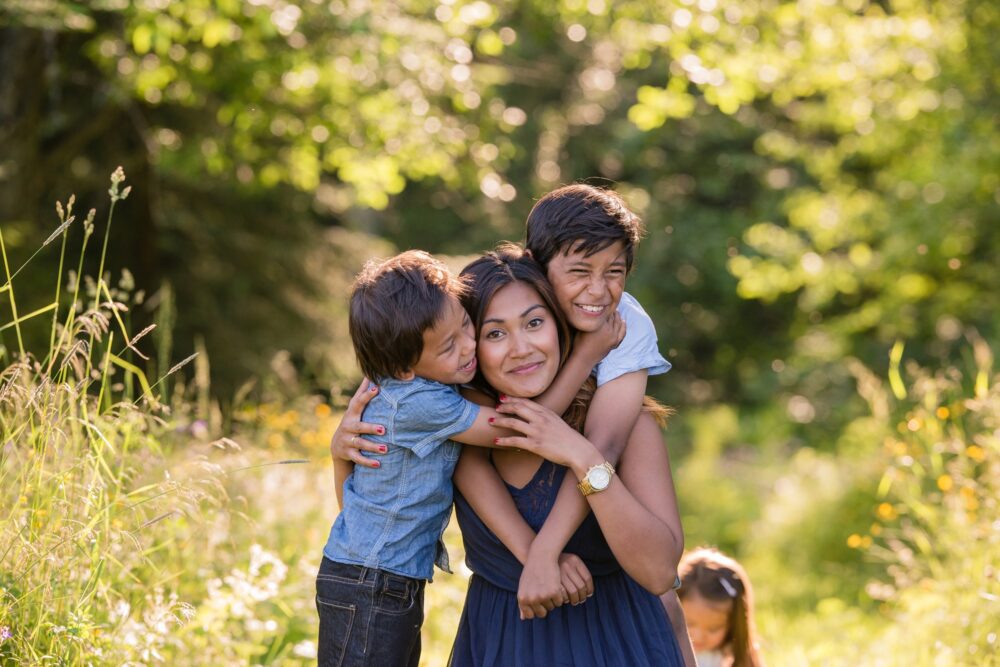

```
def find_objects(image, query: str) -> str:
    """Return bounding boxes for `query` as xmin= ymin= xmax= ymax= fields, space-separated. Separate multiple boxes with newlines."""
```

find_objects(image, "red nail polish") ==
xmin=379 ymin=445 xmax=387 ymax=453
xmin=370 ymin=385 xmax=378 ymax=392
xmin=373 ymin=461 xmax=381 ymax=468
xmin=499 ymin=394 xmax=507 ymax=402
xmin=376 ymin=426 xmax=385 ymax=435
xmin=493 ymin=438 xmax=499 ymax=445
xmin=488 ymin=417 xmax=495 ymax=424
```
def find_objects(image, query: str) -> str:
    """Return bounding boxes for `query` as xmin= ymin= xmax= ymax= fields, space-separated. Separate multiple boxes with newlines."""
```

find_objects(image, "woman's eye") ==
xmin=526 ymin=317 xmax=544 ymax=329
xmin=484 ymin=329 xmax=504 ymax=340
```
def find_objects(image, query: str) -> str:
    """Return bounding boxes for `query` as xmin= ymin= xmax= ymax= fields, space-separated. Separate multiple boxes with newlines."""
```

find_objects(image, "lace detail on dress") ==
xmin=505 ymin=460 xmax=567 ymax=533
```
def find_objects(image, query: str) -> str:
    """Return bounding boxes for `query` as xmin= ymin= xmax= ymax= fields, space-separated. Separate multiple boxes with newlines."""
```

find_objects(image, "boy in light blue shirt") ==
xmin=317 ymin=250 xmax=615 ymax=666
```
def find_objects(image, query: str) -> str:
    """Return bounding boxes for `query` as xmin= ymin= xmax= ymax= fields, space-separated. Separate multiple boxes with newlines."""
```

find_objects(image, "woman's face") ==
xmin=476 ymin=281 xmax=561 ymax=399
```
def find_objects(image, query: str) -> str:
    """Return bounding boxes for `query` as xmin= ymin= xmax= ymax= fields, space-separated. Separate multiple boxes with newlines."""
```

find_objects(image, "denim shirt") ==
xmin=595 ymin=291 xmax=671 ymax=386
xmin=323 ymin=376 xmax=479 ymax=580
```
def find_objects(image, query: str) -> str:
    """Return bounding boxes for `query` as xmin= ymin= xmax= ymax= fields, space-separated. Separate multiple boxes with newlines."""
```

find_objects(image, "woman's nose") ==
xmin=509 ymin=332 xmax=531 ymax=357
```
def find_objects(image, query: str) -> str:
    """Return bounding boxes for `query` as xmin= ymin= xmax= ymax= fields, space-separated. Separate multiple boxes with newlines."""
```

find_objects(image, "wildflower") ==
xmin=0 ymin=625 xmax=11 ymax=643
xmin=937 ymin=474 xmax=953 ymax=492
xmin=847 ymin=534 xmax=863 ymax=548
xmin=935 ymin=406 xmax=950 ymax=420
xmin=966 ymin=445 xmax=986 ymax=462
xmin=877 ymin=503 xmax=898 ymax=521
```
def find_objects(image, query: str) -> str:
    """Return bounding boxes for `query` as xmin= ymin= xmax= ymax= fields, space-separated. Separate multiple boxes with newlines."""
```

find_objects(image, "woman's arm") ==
xmin=492 ymin=399 xmax=683 ymax=594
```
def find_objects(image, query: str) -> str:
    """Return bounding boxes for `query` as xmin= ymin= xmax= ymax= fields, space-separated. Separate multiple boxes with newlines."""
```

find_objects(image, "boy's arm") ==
xmin=517 ymin=370 xmax=648 ymax=608
xmin=661 ymin=590 xmax=697 ymax=667
xmin=333 ymin=458 xmax=353 ymax=510
xmin=532 ymin=312 xmax=624 ymax=415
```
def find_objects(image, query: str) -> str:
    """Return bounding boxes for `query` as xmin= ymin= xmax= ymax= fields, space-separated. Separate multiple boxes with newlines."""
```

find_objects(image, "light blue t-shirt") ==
xmin=322 ymin=376 xmax=480 ymax=580
xmin=594 ymin=291 xmax=671 ymax=386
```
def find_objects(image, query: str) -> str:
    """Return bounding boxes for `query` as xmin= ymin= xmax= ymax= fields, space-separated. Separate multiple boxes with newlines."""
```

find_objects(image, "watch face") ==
xmin=589 ymin=467 xmax=611 ymax=490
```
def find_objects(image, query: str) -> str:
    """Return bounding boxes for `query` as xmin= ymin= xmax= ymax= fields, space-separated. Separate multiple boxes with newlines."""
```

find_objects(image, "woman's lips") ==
xmin=509 ymin=361 xmax=544 ymax=374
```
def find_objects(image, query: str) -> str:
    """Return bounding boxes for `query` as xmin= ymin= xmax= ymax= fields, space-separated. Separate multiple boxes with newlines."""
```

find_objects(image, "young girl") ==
xmin=672 ymin=547 xmax=763 ymax=667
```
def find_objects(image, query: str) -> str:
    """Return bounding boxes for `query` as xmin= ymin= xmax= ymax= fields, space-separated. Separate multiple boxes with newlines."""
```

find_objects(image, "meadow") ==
xmin=1 ymin=174 xmax=997 ymax=665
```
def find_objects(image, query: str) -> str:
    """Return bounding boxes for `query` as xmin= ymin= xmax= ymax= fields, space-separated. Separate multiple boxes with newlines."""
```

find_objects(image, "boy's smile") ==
xmin=405 ymin=296 xmax=478 ymax=385
xmin=545 ymin=240 xmax=627 ymax=332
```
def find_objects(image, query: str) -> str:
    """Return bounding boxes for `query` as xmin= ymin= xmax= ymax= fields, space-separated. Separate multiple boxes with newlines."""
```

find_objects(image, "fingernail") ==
xmin=499 ymin=394 xmax=507 ymax=402
xmin=488 ymin=417 xmax=495 ymax=424
xmin=373 ymin=461 xmax=381 ymax=468
xmin=376 ymin=426 xmax=385 ymax=435
xmin=493 ymin=438 xmax=499 ymax=445
xmin=379 ymin=445 xmax=387 ymax=453
xmin=370 ymin=385 xmax=378 ymax=392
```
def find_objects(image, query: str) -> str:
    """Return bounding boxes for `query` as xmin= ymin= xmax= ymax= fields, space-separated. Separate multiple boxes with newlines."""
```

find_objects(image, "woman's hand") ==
xmin=558 ymin=553 xmax=594 ymax=606
xmin=329 ymin=378 xmax=387 ymax=468
xmin=491 ymin=398 xmax=601 ymax=473
xmin=517 ymin=550 xmax=566 ymax=620
xmin=573 ymin=311 xmax=625 ymax=364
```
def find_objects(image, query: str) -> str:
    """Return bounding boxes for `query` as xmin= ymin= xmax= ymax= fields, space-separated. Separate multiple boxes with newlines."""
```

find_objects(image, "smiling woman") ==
xmin=449 ymin=244 xmax=687 ymax=667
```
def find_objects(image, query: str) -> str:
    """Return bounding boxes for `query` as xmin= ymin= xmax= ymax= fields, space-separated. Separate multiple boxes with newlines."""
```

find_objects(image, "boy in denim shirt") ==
xmin=317 ymin=250 xmax=616 ymax=666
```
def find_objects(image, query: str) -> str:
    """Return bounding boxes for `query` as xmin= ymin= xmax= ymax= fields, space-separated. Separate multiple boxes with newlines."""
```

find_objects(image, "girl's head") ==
xmin=678 ymin=547 xmax=762 ymax=667
xmin=460 ymin=243 xmax=571 ymax=401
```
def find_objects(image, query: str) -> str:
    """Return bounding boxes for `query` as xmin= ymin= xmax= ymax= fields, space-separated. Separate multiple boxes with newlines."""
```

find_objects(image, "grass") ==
xmin=1 ymin=172 xmax=997 ymax=665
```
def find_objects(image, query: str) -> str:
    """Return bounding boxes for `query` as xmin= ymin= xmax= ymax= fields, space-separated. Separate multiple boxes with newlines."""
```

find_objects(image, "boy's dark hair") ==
xmin=525 ymin=183 xmax=645 ymax=272
xmin=349 ymin=250 xmax=466 ymax=381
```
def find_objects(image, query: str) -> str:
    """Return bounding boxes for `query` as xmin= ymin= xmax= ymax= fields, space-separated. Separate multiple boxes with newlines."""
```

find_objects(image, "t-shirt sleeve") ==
xmin=391 ymin=382 xmax=480 ymax=458
xmin=594 ymin=292 xmax=671 ymax=387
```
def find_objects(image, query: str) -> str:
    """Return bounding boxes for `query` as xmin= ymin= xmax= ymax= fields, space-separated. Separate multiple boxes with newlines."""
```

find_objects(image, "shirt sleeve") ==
xmin=391 ymin=381 xmax=480 ymax=458
xmin=594 ymin=292 xmax=671 ymax=387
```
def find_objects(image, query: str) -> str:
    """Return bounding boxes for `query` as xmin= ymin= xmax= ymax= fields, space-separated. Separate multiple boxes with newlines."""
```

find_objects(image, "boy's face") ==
xmin=406 ymin=295 xmax=478 ymax=385
xmin=544 ymin=240 xmax=627 ymax=332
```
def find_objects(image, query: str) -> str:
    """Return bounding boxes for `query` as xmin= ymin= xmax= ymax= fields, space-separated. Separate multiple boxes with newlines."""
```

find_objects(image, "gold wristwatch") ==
xmin=577 ymin=461 xmax=615 ymax=496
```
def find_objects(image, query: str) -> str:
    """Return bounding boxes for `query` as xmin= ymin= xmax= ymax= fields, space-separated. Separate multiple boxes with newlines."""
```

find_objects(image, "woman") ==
xmin=333 ymin=245 xmax=687 ymax=666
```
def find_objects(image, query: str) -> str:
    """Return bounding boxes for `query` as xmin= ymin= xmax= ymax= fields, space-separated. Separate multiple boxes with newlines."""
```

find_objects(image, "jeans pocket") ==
xmin=316 ymin=596 xmax=356 ymax=667
xmin=376 ymin=575 xmax=419 ymax=616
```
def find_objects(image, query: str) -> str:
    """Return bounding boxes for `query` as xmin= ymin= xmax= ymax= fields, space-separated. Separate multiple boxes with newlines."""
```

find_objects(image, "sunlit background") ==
xmin=1 ymin=0 xmax=998 ymax=664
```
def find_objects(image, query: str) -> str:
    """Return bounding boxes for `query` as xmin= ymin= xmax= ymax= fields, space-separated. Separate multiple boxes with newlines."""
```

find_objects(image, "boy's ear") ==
xmin=524 ymin=248 xmax=534 ymax=259
xmin=397 ymin=369 xmax=416 ymax=381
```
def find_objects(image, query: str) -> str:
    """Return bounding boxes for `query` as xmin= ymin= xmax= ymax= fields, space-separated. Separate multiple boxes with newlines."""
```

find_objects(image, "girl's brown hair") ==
xmin=678 ymin=547 xmax=764 ymax=667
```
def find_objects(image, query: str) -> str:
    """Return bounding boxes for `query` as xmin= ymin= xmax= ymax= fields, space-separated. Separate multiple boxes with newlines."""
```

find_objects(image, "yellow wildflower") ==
xmin=966 ymin=445 xmax=985 ymax=462
xmin=877 ymin=503 xmax=898 ymax=521
xmin=847 ymin=534 xmax=862 ymax=548
xmin=937 ymin=474 xmax=953 ymax=492
xmin=935 ymin=406 xmax=950 ymax=420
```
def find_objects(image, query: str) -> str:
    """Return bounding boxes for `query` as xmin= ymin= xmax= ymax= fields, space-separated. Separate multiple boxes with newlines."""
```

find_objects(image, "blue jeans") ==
xmin=315 ymin=557 xmax=425 ymax=667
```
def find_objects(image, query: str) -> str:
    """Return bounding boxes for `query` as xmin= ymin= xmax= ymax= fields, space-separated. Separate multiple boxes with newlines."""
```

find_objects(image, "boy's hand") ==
xmin=558 ymin=553 xmax=594 ymax=605
xmin=330 ymin=378 xmax=387 ymax=468
xmin=517 ymin=549 xmax=566 ymax=620
xmin=573 ymin=311 xmax=625 ymax=364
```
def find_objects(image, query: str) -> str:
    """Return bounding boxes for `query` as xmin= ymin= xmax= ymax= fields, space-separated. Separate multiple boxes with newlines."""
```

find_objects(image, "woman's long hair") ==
xmin=678 ymin=547 xmax=764 ymax=667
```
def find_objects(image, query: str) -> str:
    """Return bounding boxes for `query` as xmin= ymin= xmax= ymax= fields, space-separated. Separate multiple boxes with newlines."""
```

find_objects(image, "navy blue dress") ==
xmin=450 ymin=459 xmax=684 ymax=667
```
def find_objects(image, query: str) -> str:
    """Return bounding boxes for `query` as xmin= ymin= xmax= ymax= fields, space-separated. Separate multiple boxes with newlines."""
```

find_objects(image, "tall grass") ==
xmin=0 ymin=171 xmax=468 ymax=665
xmin=0 ymin=170 xmax=227 ymax=664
